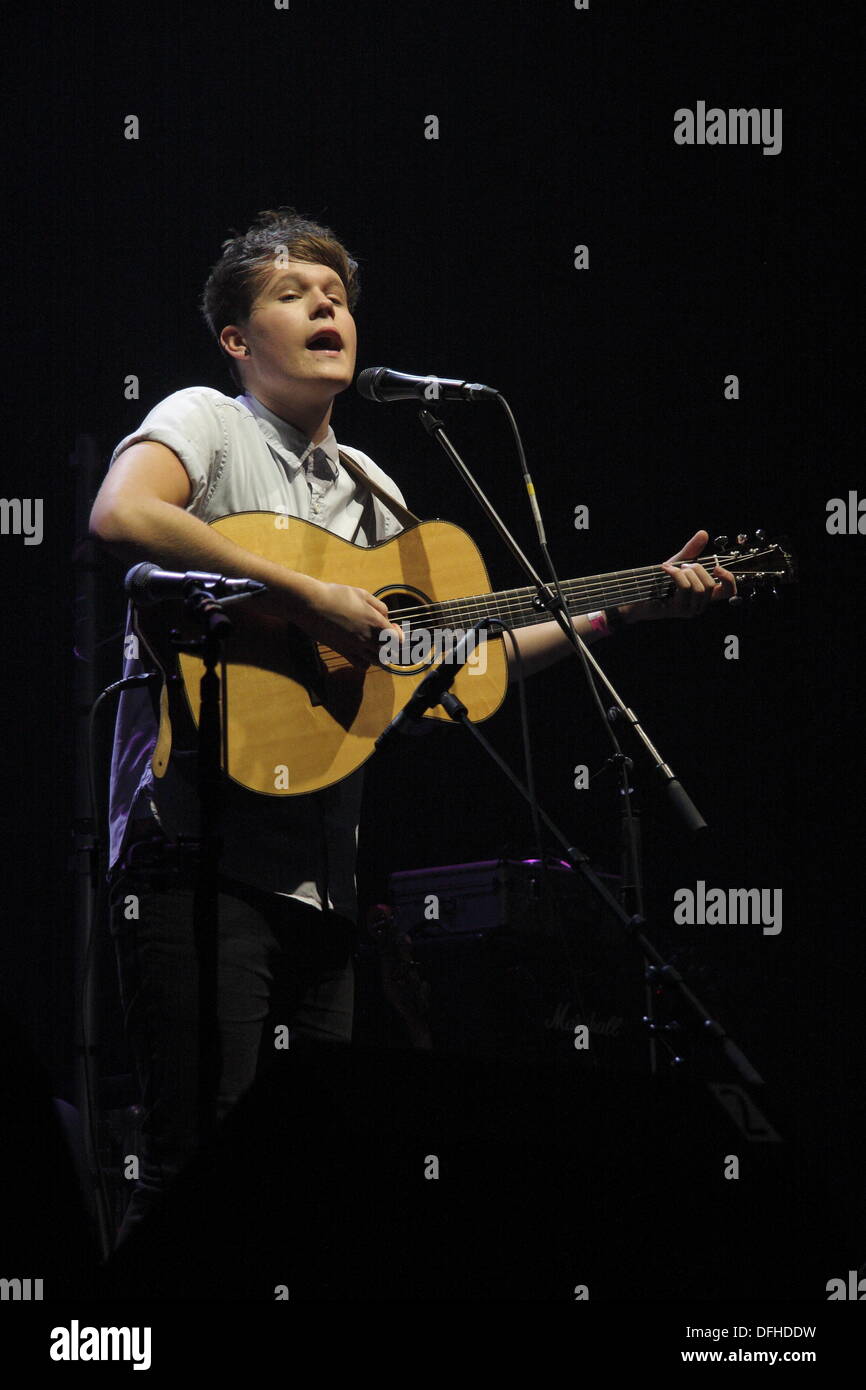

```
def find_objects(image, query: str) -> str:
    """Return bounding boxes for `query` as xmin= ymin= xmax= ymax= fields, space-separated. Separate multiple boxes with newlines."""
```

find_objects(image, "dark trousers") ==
xmin=108 ymin=865 xmax=355 ymax=1248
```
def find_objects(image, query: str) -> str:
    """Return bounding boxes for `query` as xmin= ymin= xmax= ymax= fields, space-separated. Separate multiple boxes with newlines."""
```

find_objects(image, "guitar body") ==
xmin=135 ymin=515 xmax=508 ymax=797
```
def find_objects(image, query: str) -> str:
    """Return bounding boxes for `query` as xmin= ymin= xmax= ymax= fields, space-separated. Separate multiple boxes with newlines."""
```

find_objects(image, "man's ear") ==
xmin=220 ymin=324 xmax=249 ymax=364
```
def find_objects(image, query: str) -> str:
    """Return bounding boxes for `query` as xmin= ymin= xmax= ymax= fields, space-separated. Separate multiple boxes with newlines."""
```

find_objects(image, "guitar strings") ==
xmin=381 ymin=552 xmax=776 ymax=630
xmin=385 ymin=576 xmax=713 ymax=627
xmin=305 ymin=549 xmax=782 ymax=670
xmin=314 ymin=581 xmax=732 ymax=670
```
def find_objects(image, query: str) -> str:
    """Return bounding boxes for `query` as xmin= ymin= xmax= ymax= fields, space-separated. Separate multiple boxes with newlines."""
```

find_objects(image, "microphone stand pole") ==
xmin=171 ymin=583 xmax=233 ymax=1148
xmin=415 ymin=408 xmax=759 ymax=1087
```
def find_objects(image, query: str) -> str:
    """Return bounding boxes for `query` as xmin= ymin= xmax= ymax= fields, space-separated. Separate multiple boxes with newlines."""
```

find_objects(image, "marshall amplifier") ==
xmin=377 ymin=858 xmax=652 ymax=1074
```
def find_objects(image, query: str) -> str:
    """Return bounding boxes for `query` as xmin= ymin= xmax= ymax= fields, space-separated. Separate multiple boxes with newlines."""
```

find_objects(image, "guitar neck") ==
xmin=395 ymin=559 xmax=707 ymax=634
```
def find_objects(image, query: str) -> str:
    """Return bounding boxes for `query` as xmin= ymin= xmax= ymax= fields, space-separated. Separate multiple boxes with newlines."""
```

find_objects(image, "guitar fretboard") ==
xmin=386 ymin=556 xmax=725 ymax=633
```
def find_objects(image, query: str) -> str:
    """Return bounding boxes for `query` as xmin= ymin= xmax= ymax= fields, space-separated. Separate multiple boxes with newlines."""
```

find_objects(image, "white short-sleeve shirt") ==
xmin=107 ymin=386 xmax=410 ymax=921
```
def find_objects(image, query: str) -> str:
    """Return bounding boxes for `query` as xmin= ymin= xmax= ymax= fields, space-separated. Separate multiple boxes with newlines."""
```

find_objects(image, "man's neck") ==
xmin=245 ymin=388 xmax=334 ymax=445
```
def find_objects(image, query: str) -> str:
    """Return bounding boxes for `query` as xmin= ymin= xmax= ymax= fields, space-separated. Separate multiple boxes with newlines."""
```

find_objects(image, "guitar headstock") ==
xmin=709 ymin=532 xmax=796 ymax=600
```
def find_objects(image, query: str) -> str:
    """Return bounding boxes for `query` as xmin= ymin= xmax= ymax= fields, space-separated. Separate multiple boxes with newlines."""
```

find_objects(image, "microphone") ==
xmin=356 ymin=367 xmax=498 ymax=404
xmin=375 ymin=621 xmax=493 ymax=749
xmin=124 ymin=562 xmax=267 ymax=606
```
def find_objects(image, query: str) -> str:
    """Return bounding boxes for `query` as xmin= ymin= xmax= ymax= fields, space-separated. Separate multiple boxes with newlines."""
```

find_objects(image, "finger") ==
xmin=361 ymin=591 xmax=403 ymax=634
xmin=712 ymin=565 xmax=738 ymax=599
xmin=684 ymin=566 xmax=714 ymax=607
xmin=689 ymin=564 xmax=716 ymax=591
xmin=663 ymin=561 xmax=694 ymax=591
xmin=680 ymin=564 xmax=705 ymax=594
xmin=367 ymin=607 xmax=398 ymax=633
xmin=688 ymin=571 xmax=712 ymax=609
xmin=666 ymin=563 xmax=708 ymax=615
xmin=666 ymin=529 xmax=708 ymax=565
xmin=365 ymin=592 xmax=391 ymax=618
xmin=690 ymin=567 xmax=715 ymax=609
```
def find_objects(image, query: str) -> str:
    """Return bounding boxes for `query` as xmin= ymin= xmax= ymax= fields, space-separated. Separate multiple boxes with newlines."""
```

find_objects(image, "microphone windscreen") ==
xmin=123 ymin=562 xmax=158 ymax=601
xmin=355 ymin=367 xmax=384 ymax=401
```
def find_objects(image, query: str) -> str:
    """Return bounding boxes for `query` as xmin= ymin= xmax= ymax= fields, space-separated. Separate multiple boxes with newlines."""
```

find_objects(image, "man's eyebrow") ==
xmin=268 ymin=270 xmax=345 ymax=292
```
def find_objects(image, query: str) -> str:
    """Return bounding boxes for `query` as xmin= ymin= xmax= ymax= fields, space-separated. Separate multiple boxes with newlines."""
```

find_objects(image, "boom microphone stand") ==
xmin=168 ymin=584 xmax=234 ymax=1146
xmin=410 ymin=407 xmax=762 ymax=1089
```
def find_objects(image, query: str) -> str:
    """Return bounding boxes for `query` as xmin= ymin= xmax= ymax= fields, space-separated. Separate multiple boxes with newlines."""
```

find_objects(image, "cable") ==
xmin=79 ymin=671 xmax=160 ymax=1258
xmin=494 ymin=393 xmax=629 ymax=759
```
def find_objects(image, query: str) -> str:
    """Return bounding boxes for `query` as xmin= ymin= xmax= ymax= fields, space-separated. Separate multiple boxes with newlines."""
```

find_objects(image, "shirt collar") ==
xmin=237 ymin=392 xmax=339 ymax=477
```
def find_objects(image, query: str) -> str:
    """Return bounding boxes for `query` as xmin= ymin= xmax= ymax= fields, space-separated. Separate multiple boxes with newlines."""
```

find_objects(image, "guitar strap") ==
xmin=337 ymin=448 xmax=421 ymax=531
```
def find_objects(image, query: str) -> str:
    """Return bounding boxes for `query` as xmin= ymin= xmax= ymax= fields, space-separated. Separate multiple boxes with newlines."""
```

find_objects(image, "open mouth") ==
xmin=306 ymin=330 xmax=343 ymax=353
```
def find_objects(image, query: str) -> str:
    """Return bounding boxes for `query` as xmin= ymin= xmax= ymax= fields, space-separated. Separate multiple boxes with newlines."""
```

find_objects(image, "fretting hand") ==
xmin=619 ymin=530 xmax=737 ymax=623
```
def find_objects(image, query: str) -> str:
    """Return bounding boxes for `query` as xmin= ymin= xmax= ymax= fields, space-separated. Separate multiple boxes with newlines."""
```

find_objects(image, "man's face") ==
xmin=229 ymin=259 xmax=358 ymax=404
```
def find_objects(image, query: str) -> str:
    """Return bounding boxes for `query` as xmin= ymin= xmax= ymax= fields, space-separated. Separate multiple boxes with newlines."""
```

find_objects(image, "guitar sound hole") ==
xmin=379 ymin=586 xmax=437 ymax=673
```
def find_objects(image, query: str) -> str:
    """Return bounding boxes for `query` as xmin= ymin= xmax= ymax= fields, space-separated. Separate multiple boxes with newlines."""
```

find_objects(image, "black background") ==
xmin=0 ymin=0 xmax=862 ymax=1299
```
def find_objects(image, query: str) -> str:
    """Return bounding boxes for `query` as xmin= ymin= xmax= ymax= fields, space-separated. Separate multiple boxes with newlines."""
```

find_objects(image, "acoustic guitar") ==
xmin=133 ymin=514 xmax=794 ymax=797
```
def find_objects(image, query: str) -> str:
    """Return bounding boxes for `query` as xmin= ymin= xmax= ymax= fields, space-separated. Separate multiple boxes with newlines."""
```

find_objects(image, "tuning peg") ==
xmin=737 ymin=533 xmax=748 ymax=546
xmin=755 ymin=528 xmax=766 ymax=544
xmin=713 ymin=535 xmax=730 ymax=550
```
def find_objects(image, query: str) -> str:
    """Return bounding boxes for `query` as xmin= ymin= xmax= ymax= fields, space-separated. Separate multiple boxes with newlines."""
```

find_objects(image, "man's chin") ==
xmin=301 ymin=365 xmax=354 ymax=392
xmin=271 ymin=374 xmax=350 ymax=402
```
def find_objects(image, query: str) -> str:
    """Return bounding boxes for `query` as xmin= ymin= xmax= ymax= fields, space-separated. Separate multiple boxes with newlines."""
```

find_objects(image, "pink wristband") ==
xmin=587 ymin=610 xmax=610 ymax=637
